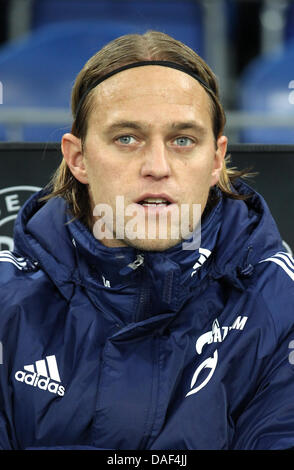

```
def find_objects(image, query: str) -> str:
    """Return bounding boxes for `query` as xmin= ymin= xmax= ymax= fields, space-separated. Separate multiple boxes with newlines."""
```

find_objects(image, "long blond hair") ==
xmin=45 ymin=30 xmax=251 ymax=223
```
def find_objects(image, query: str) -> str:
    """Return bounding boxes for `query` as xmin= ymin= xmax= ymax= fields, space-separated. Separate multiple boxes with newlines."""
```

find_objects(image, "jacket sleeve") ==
xmin=232 ymin=258 xmax=294 ymax=449
xmin=232 ymin=330 xmax=294 ymax=449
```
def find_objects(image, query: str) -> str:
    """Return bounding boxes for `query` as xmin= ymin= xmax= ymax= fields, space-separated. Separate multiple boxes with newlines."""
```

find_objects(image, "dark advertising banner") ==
xmin=0 ymin=143 xmax=293 ymax=253
xmin=0 ymin=143 xmax=61 ymax=250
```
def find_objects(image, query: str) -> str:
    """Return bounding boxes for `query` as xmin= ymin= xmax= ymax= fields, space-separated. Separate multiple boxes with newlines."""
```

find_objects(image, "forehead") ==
xmin=88 ymin=66 xmax=213 ymax=128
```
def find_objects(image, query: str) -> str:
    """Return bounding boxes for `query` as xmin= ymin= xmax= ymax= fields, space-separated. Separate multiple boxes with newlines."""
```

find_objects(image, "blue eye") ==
xmin=174 ymin=137 xmax=193 ymax=146
xmin=118 ymin=135 xmax=135 ymax=145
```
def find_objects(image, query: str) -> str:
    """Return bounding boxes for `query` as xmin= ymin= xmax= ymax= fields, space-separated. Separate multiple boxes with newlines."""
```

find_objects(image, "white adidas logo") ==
xmin=15 ymin=355 xmax=65 ymax=396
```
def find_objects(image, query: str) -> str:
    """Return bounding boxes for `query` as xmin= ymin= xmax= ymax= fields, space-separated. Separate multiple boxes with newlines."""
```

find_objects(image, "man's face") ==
xmin=69 ymin=66 xmax=227 ymax=251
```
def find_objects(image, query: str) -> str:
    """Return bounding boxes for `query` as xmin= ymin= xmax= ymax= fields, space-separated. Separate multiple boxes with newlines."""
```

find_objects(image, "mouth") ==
xmin=135 ymin=194 xmax=175 ymax=208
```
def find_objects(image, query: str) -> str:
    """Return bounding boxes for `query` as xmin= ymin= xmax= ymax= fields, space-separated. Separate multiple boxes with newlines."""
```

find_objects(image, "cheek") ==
xmin=86 ymin=157 xmax=126 ymax=202
xmin=185 ymin=157 xmax=214 ymax=186
xmin=183 ymin=160 xmax=215 ymax=205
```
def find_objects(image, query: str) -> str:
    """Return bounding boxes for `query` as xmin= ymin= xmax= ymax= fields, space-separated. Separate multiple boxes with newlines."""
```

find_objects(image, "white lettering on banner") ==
xmin=0 ymin=81 xmax=2 ymax=104
xmin=186 ymin=316 xmax=248 ymax=397
xmin=0 ymin=236 xmax=14 ymax=251
xmin=0 ymin=341 xmax=3 ymax=365
xmin=0 ymin=186 xmax=41 ymax=224
xmin=0 ymin=186 xmax=41 ymax=250
xmin=5 ymin=194 xmax=21 ymax=212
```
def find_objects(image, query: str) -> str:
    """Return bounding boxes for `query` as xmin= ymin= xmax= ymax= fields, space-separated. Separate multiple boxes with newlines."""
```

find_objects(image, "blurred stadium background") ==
xmin=0 ymin=0 xmax=293 ymax=253
xmin=0 ymin=0 xmax=294 ymax=143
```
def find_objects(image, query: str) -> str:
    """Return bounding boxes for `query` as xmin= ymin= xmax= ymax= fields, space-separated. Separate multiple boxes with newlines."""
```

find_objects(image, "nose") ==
xmin=140 ymin=139 xmax=171 ymax=180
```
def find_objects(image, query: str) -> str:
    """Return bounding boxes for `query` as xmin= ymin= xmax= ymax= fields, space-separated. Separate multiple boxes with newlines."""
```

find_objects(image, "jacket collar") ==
xmin=13 ymin=180 xmax=284 ymax=303
xmin=66 ymin=193 xmax=223 ymax=291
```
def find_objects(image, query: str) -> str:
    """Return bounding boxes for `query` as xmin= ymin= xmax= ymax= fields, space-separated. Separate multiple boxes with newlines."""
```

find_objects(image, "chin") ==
xmin=123 ymin=237 xmax=182 ymax=252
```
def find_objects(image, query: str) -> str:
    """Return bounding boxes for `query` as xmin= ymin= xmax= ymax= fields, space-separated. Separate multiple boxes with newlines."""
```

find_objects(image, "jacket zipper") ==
xmin=136 ymin=272 xmax=150 ymax=322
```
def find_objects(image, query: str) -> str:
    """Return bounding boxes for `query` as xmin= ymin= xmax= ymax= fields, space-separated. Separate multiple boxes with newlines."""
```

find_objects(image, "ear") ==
xmin=210 ymin=135 xmax=228 ymax=187
xmin=61 ymin=133 xmax=89 ymax=184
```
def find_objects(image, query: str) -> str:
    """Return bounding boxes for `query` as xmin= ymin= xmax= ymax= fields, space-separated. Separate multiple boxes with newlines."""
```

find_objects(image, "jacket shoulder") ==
xmin=256 ymin=250 xmax=294 ymax=293
xmin=0 ymin=250 xmax=39 ymax=283
xmin=0 ymin=250 xmax=48 ymax=315
xmin=258 ymin=250 xmax=294 ymax=282
xmin=232 ymin=250 xmax=294 ymax=449
xmin=253 ymin=250 xmax=294 ymax=339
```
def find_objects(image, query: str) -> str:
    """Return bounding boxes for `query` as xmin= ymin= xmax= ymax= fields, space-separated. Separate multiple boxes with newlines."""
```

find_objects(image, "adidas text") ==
xmin=15 ymin=371 xmax=65 ymax=396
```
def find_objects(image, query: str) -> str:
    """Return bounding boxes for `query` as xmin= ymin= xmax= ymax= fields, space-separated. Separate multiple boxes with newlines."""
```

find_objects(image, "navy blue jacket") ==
xmin=1 ymin=180 xmax=294 ymax=450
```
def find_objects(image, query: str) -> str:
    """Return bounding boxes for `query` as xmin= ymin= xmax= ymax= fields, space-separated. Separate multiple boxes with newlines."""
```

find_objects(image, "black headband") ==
xmin=74 ymin=60 xmax=213 ymax=119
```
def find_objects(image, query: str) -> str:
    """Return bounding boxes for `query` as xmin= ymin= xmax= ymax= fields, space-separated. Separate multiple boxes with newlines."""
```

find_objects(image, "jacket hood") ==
xmin=13 ymin=180 xmax=284 ymax=306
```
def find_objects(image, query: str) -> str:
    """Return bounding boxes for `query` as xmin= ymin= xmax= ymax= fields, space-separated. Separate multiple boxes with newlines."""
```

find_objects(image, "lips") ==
xmin=140 ymin=198 xmax=170 ymax=207
xmin=135 ymin=194 xmax=175 ymax=206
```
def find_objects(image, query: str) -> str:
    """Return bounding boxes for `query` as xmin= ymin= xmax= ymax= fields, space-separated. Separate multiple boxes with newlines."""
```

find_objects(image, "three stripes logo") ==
xmin=0 ymin=250 xmax=29 ymax=271
xmin=259 ymin=251 xmax=294 ymax=281
xmin=15 ymin=355 xmax=65 ymax=396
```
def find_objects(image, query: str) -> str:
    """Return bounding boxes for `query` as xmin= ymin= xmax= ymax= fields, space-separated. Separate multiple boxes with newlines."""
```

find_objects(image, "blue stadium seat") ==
xmin=0 ymin=20 xmax=152 ymax=141
xmin=0 ymin=6 xmax=204 ymax=142
xmin=31 ymin=0 xmax=204 ymax=55
xmin=239 ymin=39 xmax=294 ymax=143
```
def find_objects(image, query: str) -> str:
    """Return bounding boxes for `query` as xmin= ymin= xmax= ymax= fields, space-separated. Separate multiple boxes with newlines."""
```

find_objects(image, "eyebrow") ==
xmin=170 ymin=121 xmax=207 ymax=135
xmin=103 ymin=120 xmax=207 ymax=135
xmin=104 ymin=121 xmax=143 ymax=134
